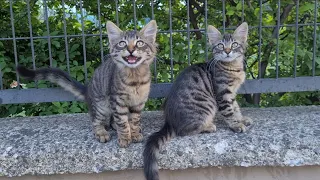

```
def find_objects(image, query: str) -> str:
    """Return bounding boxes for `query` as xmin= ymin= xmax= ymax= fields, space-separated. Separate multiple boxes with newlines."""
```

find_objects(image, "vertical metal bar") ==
xmin=43 ymin=0 xmax=53 ymax=67
xmin=0 ymin=68 xmax=2 ymax=90
xmin=241 ymin=0 xmax=244 ymax=22
xmin=205 ymin=0 xmax=208 ymax=62
xmin=169 ymin=0 xmax=173 ymax=82
xmin=133 ymin=0 xmax=137 ymax=30
xmin=151 ymin=1 xmax=155 ymax=21
xmin=97 ymin=0 xmax=104 ymax=62
xmin=115 ymin=0 xmax=119 ymax=26
xmin=258 ymin=0 xmax=262 ymax=78
xmin=187 ymin=0 xmax=191 ymax=65
xmin=222 ymin=0 xmax=226 ymax=33
xmin=275 ymin=0 xmax=280 ymax=78
xmin=79 ymin=1 xmax=88 ymax=82
xmin=27 ymin=0 xmax=37 ymax=87
xmin=62 ymin=0 xmax=70 ymax=73
xmin=312 ymin=0 xmax=318 ymax=76
xmin=151 ymin=0 xmax=157 ymax=83
xmin=10 ymin=0 xmax=20 ymax=90
xmin=294 ymin=0 xmax=299 ymax=78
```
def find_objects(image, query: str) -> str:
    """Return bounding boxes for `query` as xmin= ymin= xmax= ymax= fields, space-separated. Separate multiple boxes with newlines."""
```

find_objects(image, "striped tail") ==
xmin=17 ymin=65 xmax=86 ymax=101
xmin=143 ymin=123 xmax=174 ymax=180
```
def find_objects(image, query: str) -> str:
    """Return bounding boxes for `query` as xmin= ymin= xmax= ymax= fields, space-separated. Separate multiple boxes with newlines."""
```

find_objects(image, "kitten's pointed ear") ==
xmin=140 ymin=20 xmax=157 ymax=43
xmin=233 ymin=22 xmax=248 ymax=43
xmin=207 ymin=25 xmax=221 ymax=45
xmin=106 ymin=21 xmax=122 ymax=45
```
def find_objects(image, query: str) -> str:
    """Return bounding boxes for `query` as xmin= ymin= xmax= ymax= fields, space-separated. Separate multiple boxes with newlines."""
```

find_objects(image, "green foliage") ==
xmin=0 ymin=0 xmax=319 ymax=118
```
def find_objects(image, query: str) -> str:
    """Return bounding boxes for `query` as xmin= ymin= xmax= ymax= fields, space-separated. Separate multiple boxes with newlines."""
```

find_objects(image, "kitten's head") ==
xmin=106 ymin=20 xmax=157 ymax=68
xmin=207 ymin=22 xmax=248 ymax=62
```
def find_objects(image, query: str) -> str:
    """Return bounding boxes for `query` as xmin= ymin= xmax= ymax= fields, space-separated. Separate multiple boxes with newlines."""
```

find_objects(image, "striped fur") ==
xmin=16 ymin=66 xmax=86 ymax=100
xmin=143 ymin=22 xmax=252 ymax=180
xmin=17 ymin=20 xmax=158 ymax=148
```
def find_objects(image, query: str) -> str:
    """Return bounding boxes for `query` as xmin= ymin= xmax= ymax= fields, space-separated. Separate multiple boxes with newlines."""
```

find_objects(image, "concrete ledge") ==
xmin=1 ymin=106 xmax=320 ymax=177
xmin=1 ymin=166 xmax=320 ymax=180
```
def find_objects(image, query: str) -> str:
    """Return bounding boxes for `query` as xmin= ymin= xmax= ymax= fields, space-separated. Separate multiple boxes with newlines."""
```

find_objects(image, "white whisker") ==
xmin=206 ymin=58 xmax=221 ymax=77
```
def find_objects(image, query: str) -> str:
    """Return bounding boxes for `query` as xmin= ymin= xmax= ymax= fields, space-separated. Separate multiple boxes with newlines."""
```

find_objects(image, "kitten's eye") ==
xmin=216 ymin=43 xmax=224 ymax=50
xmin=231 ymin=42 xmax=238 ymax=49
xmin=118 ymin=41 xmax=126 ymax=47
xmin=136 ymin=40 xmax=145 ymax=47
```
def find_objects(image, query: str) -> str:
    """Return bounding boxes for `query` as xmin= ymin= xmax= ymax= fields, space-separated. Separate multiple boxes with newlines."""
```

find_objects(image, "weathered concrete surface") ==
xmin=1 ymin=166 xmax=320 ymax=180
xmin=0 ymin=106 xmax=320 ymax=177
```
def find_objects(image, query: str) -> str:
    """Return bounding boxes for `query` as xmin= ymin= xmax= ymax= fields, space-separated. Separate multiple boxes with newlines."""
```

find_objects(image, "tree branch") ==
xmin=252 ymin=4 xmax=294 ymax=105
xmin=188 ymin=0 xmax=204 ymax=39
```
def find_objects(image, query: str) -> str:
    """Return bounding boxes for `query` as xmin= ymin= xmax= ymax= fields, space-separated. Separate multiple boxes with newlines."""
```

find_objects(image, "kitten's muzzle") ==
xmin=122 ymin=55 xmax=142 ymax=64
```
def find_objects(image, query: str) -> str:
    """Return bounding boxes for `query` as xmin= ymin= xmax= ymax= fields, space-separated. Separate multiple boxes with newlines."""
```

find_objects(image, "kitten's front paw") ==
xmin=118 ymin=137 xmax=132 ymax=148
xmin=241 ymin=116 xmax=253 ymax=126
xmin=94 ymin=129 xmax=111 ymax=143
xmin=132 ymin=133 xmax=143 ymax=143
xmin=229 ymin=123 xmax=247 ymax=133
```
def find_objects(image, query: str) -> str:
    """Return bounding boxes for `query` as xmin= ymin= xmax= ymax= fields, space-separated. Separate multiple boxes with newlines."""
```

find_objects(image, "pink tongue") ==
xmin=127 ymin=56 xmax=137 ymax=63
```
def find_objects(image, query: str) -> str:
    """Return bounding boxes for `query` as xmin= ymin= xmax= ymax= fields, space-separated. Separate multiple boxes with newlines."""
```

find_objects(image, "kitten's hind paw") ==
xmin=201 ymin=123 xmax=217 ymax=133
xmin=94 ymin=129 xmax=111 ymax=143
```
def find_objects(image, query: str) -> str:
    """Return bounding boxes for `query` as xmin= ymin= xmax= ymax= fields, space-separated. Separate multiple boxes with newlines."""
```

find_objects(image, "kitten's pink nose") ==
xmin=127 ymin=42 xmax=135 ymax=53
xmin=224 ymin=48 xmax=231 ymax=54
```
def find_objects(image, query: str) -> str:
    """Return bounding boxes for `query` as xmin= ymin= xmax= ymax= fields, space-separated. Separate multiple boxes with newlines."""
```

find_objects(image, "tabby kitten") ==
xmin=17 ymin=20 xmax=158 ymax=148
xmin=143 ymin=22 xmax=252 ymax=180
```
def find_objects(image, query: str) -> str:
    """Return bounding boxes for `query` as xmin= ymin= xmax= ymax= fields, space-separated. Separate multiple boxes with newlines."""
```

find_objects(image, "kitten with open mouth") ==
xmin=17 ymin=20 xmax=158 ymax=148
xmin=123 ymin=55 xmax=142 ymax=64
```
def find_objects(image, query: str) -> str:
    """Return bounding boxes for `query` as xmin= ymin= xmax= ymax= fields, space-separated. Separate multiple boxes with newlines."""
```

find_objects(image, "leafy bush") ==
xmin=0 ymin=0 xmax=319 ymax=118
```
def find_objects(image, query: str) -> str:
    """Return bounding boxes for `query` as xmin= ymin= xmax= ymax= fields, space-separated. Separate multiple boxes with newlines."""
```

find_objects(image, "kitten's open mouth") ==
xmin=123 ymin=55 xmax=142 ymax=64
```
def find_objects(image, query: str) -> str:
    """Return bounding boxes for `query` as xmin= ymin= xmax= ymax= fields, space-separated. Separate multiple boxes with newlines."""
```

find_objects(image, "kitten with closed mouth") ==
xmin=143 ymin=22 xmax=252 ymax=180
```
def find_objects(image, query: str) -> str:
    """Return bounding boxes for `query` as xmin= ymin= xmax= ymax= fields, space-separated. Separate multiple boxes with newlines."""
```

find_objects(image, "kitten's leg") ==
xmin=129 ymin=104 xmax=144 ymax=143
xmin=200 ymin=107 xmax=217 ymax=133
xmin=177 ymin=117 xmax=216 ymax=136
xmin=233 ymin=100 xmax=252 ymax=126
xmin=218 ymin=91 xmax=248 ymax=133
xmin=178 ymin=107 xmax=217 ymax=136
xmin=112 ymin=104 xmax=131 ymax=148
xmin=91 ymin=101 xmax=111 ymax=143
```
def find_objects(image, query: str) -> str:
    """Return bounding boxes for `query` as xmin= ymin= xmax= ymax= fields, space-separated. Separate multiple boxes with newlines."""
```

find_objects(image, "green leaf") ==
xmin=58 ymin=108 xmax=64 ymax=114
xmin=9 ymin=106 xmax=18 ymax=115
xmin=299 ymin=3 xmax=314 ymax=13
xmin=306 ymin=60 xmax=312 ymax=70
xmin=50 ymin=31 xmax=59 ymax=36
xmin=70 ymin=44 xmax=80 ymax=52
xmin=3 ymin=67 xmax=12 ymax=73
xmin=305 ymin=51 xmax=313 ymax=60
xmin=52 ymin=41 xmax=60 ymax=48
xmin=71 ymin=107 xmax=81 ymax=113
xmin=38 ymin=83 xmax=48 ymax=88
xmin=316 ymin=57 xmax=320 ymax=65
xmin=52 ymin=102 xmax=61 ymax=107
xmin=52 ymin=59 xmax=57 ymax=67
xmin=226 ymin=9 xmax=234 ymax=15
xmin=58 ymin=52 xmax=65 ymax=61
xmin=77 ymin=73 xmax=84 ymax=81
xmin=236 ymin=2 xmax=243 ymax=10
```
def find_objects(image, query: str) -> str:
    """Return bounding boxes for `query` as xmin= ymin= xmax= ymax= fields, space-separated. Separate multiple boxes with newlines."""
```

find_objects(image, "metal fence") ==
xmin=0 ymin=0 xmax=319 ymax=104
